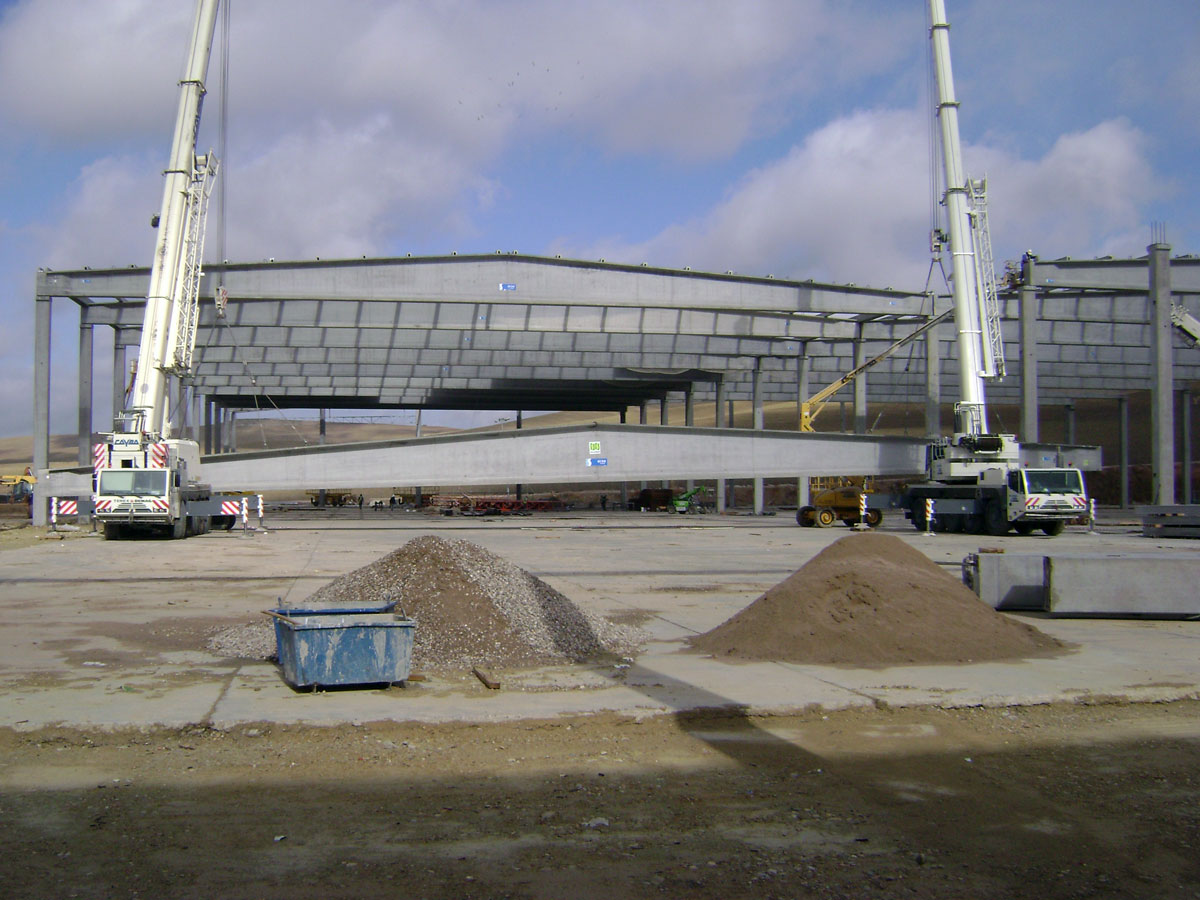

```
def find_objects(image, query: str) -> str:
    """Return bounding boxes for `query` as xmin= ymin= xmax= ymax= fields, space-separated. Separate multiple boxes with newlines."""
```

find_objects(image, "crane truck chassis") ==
xmin=901 ymin=451 xmax=1086 ymax=536
xmin=92 ymin=435 xmax=241 ymax=539
xmin=887 ymin=0 xmax=1090 ymax=537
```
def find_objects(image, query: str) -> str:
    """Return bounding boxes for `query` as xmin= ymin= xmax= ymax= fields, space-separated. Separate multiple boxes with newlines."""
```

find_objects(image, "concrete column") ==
xmin=659 ymin=397 xmax=669 ymax=426
xmin=77 ymin=323 xmax=94 ymax=466
xmin=797 ymin=346 xmax=811 ymax=507
xmin=853 ymin=332 xmax=867 ymax=434
xmin=168 ymin=376 xmax=183 ymax=438
xmin=639 ymin=402 xmax=649 ymax=425
xmin=319 ymin=408 xmax=327 ymax=445
xmin=112 ymin=333 xmax=126 ymax=427
xmin=1019 ymin=282 xmax=1040 ymax=442
xmin=32 ymin=295 xmax=52 ymax=526
xmin=1183 ymin=390 xmax=1193 ymax=505
xmin=925 ymin=323 xmax=941 ymax=437
xmin=1064 ymin=403 xmax=1076 ymax=445
xmin=752 ymin=359 xmax=764 ymax=431
xmin=1150 ymin=242 xmax=1175 ymax=505
xmin=1119 ymin=396 xmax=1130 ymax=510
xmin=796 ymin=345 xmax=811 ymax=429
xmin=619 ymin=408 xmax=627 ymax=424
xmin=228 ymin=410 xmax=238 ymax=453
xmin=191 ymin=391 xmax=202 ymax=444
xmin=752 ymin=359 xmax=764 ymax=514
xmin=684 ymin=389 xmax=695 ymax=492
xmin=515 ymin=410 xmax=523 ymax=500
xmin=715 ymin=380 xmax=727 ymax=511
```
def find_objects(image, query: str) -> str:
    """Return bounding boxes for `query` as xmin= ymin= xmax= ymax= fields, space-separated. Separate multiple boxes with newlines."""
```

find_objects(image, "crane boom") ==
xmin=92 ymin=0 xmax=242 ymax=542
xmin=894 ymin=1 xmax=1088 ymax=539
xmin=126 ymin=0 xmax=221 ymax=440
xmin=928 ymin=0 xmax=1001 ymax=437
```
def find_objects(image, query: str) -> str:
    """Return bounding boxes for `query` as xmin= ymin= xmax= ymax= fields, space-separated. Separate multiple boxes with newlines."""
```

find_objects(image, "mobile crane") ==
xmin=92 ymin=0 xmax=241 ymax=539
xmin=900 ymin=0 xmax=1088 ymax=537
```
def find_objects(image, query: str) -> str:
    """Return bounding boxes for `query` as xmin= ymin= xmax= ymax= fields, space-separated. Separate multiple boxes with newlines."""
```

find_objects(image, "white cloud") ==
xmin=2 ymin=1 xmax=911 ymax=159
xmin=224 ymin=116 xmax=498 ymax=260
xmin=0 ymin=0 xmax=186 ymax=140
xmin=569 ymin=108 xmax=931 ymax=286
xmin=43 ymin=153 xmax=162 ymax=269
xmin=568 ymin=112 xmax=1165 ymax=289
xmin=983 ymin=119 xmax=1166 ymax=260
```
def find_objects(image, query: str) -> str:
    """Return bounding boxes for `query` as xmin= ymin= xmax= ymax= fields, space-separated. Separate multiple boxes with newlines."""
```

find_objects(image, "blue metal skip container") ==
xmin=266 ymin=604 xmax=416 ymax=689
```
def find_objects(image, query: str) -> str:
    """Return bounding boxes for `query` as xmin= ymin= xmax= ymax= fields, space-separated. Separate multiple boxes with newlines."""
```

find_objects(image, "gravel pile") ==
xmin=208 ymin=622 xmax=275 ymax=660
xmin=296 ymin=535 xmax=643 ymax=672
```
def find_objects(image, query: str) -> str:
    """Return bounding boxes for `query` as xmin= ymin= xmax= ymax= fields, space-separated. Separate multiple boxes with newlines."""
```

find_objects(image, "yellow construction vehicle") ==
xmin=0 ymin=472 xmax=35 ymax=504
xmin=800 ymin=309 xmax=951 ymax=432
xmin=797 ymin=476 xmax=882 ymax=528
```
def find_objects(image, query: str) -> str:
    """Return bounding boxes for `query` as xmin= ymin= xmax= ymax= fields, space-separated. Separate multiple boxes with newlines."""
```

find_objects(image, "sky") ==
xmin=0 ymin=0 xmax=1196 ymax=440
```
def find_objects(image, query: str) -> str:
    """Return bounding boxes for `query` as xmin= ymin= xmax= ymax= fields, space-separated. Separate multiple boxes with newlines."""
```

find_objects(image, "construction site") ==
xmin=0 ymin=510 xmax=1197 ymax=898
xmin=5 ymin=0 xmax=1200 ymax=897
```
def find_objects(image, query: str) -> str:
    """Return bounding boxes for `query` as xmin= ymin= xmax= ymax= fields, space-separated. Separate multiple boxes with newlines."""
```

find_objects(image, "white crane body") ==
xmin=901 ymin=0 xmax=1087 ymax=536
xmin=93 ymin=0 xmax=241 ymax=539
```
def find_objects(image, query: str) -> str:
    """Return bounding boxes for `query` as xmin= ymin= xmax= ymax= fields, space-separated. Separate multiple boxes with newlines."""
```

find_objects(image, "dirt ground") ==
xmin=2 ymin=701 xmax=1197 ymax=900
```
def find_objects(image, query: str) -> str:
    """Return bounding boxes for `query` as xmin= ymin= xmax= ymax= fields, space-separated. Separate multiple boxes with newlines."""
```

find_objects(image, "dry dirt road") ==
xmin=2 ymin=701 xmax=1197 ymax=900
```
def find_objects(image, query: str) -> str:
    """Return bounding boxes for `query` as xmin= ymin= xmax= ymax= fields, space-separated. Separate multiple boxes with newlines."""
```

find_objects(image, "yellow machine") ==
xmin=0 ymin=472 xmax=35 ymax=504
xmin=797 ymin=477 xmax=882 ymax=528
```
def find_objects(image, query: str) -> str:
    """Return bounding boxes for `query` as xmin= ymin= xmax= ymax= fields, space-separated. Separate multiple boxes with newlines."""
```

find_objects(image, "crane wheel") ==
xmin=1040 ymin=520 xmax=1066 ymax=536
xmin=865 ymin=509 xmax=883 ymax=527
xmin=816 ymin=508 xmax=836 ymax=527
xmin=983 ymin=500 xmax=1010 ymax=536
xmin=797 ymin=506 xmax=816 ymax=526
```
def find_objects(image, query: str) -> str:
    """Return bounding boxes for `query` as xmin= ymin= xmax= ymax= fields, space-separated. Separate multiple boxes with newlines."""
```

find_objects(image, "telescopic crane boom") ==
xmin=125 ymin=0 xmax=221 ymax=440
xmin=928 ymin=0 xmax=1004 ymax=440
xmin=896 ymin=0 xmax=1088 ymax=537
xmin=93 ymin=0 xmax=242 ymax=540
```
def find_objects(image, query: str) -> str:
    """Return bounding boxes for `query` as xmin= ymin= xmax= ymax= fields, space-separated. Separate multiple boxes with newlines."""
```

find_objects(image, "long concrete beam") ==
xmin=40 ymin=253 xmax=929 ymax=314
xmin=195 ymin=424 xmax=929 ymax=491
xmin=33 ymin=424 xmax=1101 ymax=526
xmin=1025 ymin=255 xmax=1200 ymax=292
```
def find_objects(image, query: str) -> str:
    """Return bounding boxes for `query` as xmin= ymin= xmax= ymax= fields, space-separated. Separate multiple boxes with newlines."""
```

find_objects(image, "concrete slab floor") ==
xmin=1 ymin=510 xmax=1197 ymax=731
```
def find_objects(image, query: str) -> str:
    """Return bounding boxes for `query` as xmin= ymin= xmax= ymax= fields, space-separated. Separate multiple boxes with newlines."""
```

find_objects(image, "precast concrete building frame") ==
xmin=31 ymin=247 xmax=1200 ymax=513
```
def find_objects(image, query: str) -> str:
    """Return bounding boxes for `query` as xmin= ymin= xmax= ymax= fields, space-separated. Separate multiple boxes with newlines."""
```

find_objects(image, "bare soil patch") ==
xmin=1 ymin=702 xmax=1196 ymax=899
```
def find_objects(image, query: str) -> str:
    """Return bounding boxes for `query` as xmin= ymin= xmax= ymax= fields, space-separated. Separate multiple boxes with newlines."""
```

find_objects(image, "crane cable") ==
xmin=209 ymin=1 xmax=309 ymax=450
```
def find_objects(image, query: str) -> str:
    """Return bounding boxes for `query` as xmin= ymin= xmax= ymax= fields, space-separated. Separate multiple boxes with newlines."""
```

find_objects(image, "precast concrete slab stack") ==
xmin=964 ymin=551 xmax=1200 ymax=617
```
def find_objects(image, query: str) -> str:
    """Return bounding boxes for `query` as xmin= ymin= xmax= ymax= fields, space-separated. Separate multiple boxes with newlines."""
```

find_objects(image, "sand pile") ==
xmin=303 ymin=535 xmax=643 ymax=672
xmin=689 ymin=532 xmax=1063 ymax=667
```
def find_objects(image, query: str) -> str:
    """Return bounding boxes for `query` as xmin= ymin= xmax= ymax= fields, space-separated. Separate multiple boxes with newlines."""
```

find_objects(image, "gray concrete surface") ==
xmin=1 ymin=510 xmax=1197 ymax=732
